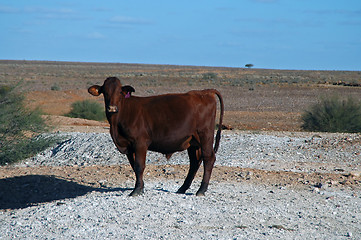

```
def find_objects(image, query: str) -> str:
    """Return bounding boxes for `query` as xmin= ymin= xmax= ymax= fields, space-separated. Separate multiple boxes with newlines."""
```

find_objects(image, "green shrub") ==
xmin=301 ymin=96 xmax=361 ymax=133
xmin=202 ymin=72 xmax=218 ymax=80
xmin=51 ymin=84 xmax=61 ymax=91
xmin=66 ymin=100 xmax=106 ymax=121
xmin=0 ymin=85 xmax=55 ymax=165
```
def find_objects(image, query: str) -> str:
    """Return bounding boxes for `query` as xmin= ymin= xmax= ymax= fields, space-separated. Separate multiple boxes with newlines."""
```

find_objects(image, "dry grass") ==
xmin=1 ymin=60 xmax=361 ymax=131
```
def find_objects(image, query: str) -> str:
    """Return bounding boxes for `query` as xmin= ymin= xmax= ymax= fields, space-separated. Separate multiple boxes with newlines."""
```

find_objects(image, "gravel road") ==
xmin=1 ymin=130 xmax=360 ymax=239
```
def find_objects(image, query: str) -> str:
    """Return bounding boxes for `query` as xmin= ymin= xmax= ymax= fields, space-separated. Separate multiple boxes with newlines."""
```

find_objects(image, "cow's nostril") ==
xmin=107 ymin=105 xmax=118 ymax=113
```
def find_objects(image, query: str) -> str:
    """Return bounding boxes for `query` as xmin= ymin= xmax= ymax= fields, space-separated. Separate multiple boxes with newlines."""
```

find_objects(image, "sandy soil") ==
xmin=1 ymin=117 xmax=360 ymax=210
xmin=1 ymin=62 xmax=361 ymax=238
xmin=1 ymin=60 xmax=360 ymax=210
xmin=2 ymin=162 xmax=361 ymax=210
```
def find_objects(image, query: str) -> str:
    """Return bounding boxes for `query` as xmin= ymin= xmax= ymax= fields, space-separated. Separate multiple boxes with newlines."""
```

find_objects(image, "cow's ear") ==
xmin=88 ymin=85 xmax=102 ymax=96
xmin=121 ymin=85 xmax=135 ymax=97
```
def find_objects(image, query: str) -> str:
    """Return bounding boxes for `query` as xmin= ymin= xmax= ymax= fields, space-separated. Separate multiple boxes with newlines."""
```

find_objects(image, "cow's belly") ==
xmin=148 ymin=136 xmax=192 ymax=154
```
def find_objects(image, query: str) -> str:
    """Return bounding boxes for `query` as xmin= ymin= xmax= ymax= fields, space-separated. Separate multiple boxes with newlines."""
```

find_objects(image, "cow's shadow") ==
xmin=0 ymin=175 xmax=131 ymax=210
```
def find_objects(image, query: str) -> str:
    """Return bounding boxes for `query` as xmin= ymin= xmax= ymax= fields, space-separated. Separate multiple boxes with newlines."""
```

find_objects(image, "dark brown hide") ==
xmin=88 ymin=77 xmax=224 ymax=196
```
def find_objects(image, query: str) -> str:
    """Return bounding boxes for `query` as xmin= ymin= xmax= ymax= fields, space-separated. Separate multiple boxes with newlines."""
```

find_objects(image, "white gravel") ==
xmin=1 ymin=130 xmax=361 ymax=239
xmin=21 ymin=130 xmax=361 ymax=174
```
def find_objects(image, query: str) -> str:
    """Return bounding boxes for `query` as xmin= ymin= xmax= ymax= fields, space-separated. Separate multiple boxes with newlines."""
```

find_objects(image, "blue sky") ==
xmin=1 ymin=0 xmax=360 ymax=70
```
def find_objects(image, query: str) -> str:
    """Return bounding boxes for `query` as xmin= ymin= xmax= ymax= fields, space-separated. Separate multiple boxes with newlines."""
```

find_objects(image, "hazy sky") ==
xmin=1 ymin=0 xmax=360 ymax=70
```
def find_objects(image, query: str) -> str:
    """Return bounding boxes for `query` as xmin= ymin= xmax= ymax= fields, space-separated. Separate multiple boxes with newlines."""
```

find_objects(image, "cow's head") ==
xmin=88 ymin=77 xmax=135 ymax=113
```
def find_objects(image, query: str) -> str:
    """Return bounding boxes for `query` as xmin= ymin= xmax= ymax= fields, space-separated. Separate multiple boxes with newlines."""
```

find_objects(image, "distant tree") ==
xmin=245 ymin=64 xmax=254 ymax=68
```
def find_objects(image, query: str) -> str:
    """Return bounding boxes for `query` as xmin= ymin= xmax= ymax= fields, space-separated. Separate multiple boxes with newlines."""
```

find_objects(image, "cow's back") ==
xmin=144 ymin=89 xmax=217 ymax=129
xmin=138 ymin=90 xmax=217 ymax=153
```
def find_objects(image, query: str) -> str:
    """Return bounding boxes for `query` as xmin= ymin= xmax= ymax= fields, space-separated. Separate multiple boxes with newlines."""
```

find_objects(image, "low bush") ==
xmin=50 ymin=84 xmax=61 ymax=91
xmin=66 ymin=100 xmax=106 ymax=121
xmin=202 ymin=72 xmax=218 ymax=80
xmin=0 ymin=85 xmax=55 ymax=165
xmin=301 ymin=96 xmax=361 ymax=133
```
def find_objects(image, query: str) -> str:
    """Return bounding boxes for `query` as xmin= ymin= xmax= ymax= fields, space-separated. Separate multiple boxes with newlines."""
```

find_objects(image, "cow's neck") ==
xmin=107 ymin=99 xmax=129 ymax=136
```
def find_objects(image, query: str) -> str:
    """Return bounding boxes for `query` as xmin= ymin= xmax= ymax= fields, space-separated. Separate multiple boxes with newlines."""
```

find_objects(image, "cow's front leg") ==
xmin=126 ymin=152 xmax=136 ymax=171
xmin=129 ymin=146 xmax=147 ymax=196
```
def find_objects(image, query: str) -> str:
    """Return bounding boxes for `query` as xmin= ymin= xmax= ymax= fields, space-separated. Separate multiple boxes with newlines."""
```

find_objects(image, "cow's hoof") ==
xmin=129 ymin=188 xmax=144 ymax=196
xmin=196 ymin=191 xmax=205 ymax=197
xmin=176 ymin=188 xmax=187 ymax=194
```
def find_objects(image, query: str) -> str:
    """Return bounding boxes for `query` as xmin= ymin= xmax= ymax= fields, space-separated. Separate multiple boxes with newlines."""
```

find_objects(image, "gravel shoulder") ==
xmin=1 ymin=130 xmax=361 ymax=239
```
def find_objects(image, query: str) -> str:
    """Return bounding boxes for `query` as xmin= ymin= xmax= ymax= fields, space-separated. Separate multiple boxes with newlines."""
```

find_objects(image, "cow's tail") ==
xmin=213 ymin=90 xmax=224 ymax=153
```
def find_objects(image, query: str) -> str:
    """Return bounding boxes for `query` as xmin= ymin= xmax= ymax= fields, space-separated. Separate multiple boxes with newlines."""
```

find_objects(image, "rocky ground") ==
xmin=1 ymin=61 xmax=361 ymax=239
xmin=1 ymin=127 xmax=360 ymax=239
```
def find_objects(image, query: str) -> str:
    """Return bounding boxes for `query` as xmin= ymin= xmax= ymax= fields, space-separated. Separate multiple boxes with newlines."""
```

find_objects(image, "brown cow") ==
xmin=88 ymin=77 xmax=224 ymax=196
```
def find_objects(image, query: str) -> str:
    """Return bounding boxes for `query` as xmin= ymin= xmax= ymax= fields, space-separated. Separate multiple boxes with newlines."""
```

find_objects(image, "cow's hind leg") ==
xmin=177 ymin=146 xmax=202 ymax=194
xmin=196 ymin=145 xmax=216 ymax=196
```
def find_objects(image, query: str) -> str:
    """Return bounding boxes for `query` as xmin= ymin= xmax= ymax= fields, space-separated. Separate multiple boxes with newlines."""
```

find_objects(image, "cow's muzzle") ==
xmin=107 ymin=105 xmax=118 ymax=113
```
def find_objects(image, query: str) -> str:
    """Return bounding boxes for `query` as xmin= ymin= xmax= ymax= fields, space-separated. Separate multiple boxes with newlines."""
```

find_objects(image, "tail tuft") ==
xmin=213 ymin=90 xmax=224 ymax=153
xmin=214 ymin=129 xmax=221 ymax=153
